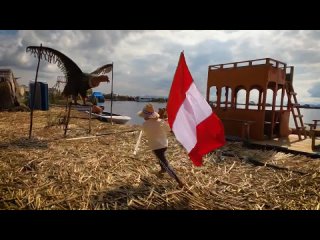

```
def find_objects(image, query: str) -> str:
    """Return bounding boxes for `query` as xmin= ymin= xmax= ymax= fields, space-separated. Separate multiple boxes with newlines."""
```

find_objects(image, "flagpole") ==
xmin=110 ymin=62 xmax=114 ymax=125
xmin=167 ymin=51 xmax=225 ymax=166
xmin=133 ymin=130 xmax=143 ymax=155
xmin=181 ymin=50 xmax=184 ymax=79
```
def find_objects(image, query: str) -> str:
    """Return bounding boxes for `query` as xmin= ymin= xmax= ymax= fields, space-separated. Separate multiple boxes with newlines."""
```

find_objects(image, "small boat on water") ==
xmin=86 ymin=111 xmax=131 ymax=124
xmin=135 ymin=96 xmax=153 ymax=102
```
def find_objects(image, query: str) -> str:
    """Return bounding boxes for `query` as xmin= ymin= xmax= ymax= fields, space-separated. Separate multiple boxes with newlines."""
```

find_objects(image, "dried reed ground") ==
xmin=0 ymin=106 xmax=320 ymax=210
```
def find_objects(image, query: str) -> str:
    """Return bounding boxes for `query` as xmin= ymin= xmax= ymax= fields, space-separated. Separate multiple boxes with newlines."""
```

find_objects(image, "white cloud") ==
xmin=1 ymin=30 xmax=320 ymax=102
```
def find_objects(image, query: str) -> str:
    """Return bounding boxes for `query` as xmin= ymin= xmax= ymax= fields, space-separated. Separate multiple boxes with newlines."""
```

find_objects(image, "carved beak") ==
xmin=90 ymin=75 xmax=110 ymax=88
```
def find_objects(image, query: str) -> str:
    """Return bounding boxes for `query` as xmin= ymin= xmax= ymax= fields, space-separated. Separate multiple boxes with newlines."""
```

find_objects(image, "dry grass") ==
xmin=0 ymin=106 xmax=320 ymax=210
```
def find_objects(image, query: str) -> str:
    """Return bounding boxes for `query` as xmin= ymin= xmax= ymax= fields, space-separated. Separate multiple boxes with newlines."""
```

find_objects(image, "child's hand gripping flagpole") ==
xmin=133 ymin=130 xmax=143 ymax=155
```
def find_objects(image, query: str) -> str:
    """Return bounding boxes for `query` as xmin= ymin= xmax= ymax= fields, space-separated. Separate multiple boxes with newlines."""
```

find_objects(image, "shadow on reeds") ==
xmin=0 ymin=137 xmax=49 ymax=149
xmin=90 ymin=177 xmax=190 ymax=210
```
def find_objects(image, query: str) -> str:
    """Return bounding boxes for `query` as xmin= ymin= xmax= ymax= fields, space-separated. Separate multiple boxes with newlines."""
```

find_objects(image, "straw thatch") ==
xmin=0 ymin=106 xmax=320 ymax=210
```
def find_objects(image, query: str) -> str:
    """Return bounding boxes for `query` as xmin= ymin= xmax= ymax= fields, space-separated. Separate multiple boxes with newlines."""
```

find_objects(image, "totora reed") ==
xmin=0 ymin=106 xmax=320 ymax=210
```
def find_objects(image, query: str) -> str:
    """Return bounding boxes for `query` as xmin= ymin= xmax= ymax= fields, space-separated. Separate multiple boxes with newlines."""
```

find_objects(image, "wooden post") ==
xmin=270 ymin=86 xmax=277 ymax=139
xmin=245 ymin=88 xmax=249 ymax=110
xmin=29 ymin=43 xmax=42 ymax=139
xmin=133 ymin=130 xmax=143 ymax=155
xmin=64 ymin=102 xmax=72 ymax=137
xmin=110 ymin=62 xmax=114 ymax=125
xmin=310 ymin=130 xmax=320 ymax=151
xmin=258 ymin=90 xmax=262 ymax=110
xmin=88 ymin=105 xmax=92 ymax=133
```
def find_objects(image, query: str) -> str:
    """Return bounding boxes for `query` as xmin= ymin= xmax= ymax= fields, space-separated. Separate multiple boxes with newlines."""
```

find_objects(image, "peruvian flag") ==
xmin=167 ymin=52 xmax=225 ymax=166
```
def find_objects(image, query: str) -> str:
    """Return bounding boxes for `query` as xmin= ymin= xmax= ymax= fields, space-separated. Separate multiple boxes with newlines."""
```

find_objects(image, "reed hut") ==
xmin=0 ymin=69 xmax=25 ymax=110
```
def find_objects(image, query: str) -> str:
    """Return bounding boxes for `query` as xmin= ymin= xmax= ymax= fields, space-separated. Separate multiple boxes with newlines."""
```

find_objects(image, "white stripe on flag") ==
xmin=172 ymin=83 xmax=212 ymax=153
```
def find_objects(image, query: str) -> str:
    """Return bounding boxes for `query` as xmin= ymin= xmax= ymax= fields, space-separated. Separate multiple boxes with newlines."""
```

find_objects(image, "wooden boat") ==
xmin=73 ymin=104 xmax=92 ymax=112
xmin=136 ymin=96 xmax=153 ymax=102
xmin=86 ymin=111 xmax=131 ymax=124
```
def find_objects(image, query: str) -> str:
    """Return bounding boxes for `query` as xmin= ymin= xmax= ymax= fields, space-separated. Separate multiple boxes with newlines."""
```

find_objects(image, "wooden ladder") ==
xmin=285 ymin=66 xmax=307 ymax=140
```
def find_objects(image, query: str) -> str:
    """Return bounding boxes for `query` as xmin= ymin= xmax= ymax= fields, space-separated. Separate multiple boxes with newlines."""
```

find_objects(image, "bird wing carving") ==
xmin=26 ymin=46 xmax=111 ymax=104
xmin=26 ymin=46 xmax=83 ymax=94
xmin=90 ymin=63 xmax=113 ymax=75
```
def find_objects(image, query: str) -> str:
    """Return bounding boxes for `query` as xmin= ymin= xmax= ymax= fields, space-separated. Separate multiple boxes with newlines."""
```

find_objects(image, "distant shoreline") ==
xmin=299 ymin=106 xmax=320 ymax=109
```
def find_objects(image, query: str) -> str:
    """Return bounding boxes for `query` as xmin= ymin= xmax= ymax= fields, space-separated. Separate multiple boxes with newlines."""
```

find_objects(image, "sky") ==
xmin=1 ymin=30 xmax=320 ymax=104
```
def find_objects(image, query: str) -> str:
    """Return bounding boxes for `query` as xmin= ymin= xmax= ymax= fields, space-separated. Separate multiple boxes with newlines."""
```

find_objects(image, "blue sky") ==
xmin=1 ymin=30 xmax=320 ymax=103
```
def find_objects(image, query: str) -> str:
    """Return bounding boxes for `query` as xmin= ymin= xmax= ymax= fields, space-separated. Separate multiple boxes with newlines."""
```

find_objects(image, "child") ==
xmin=137 ymin=103 xmax=184 ymax=187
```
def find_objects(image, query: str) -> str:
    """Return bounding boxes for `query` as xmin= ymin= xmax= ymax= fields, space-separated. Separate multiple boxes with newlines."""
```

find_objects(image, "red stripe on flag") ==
xmin=167 ymin=53 xmax=193 ymax=128
xmin=188 ymin=113 xmax=226 ymax=166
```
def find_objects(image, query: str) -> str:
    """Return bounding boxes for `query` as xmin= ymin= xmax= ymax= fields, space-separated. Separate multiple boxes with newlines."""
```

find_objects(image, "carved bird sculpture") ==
xmin=26 ymin=46 xmax=112 ymax=105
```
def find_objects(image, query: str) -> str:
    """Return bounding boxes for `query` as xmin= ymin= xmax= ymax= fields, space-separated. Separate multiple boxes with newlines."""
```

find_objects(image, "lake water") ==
xmin=289 ymin=108 xmax=320 ymax=128
xmin=100 ymin=101 xmax=320 ymax=127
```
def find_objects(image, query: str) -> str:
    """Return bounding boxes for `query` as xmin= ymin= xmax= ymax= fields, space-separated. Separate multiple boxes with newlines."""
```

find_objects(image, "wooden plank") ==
xmin=221 ymin=118 xmax=255 ymax=141
xmin=221 ymin=118 xmax=255 ymax=124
